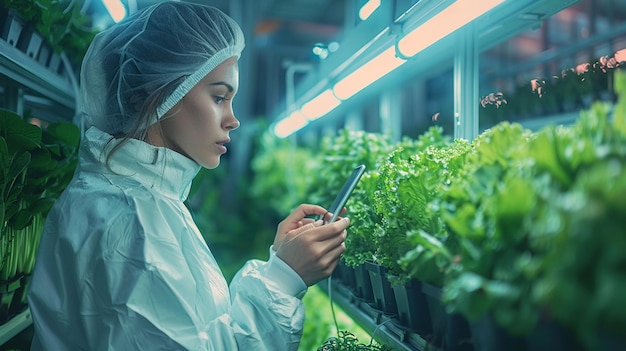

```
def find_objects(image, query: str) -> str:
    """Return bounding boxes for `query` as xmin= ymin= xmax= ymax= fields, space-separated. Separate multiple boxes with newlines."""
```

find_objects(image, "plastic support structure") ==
xmin=0 ymin=308 xmax=32 ymax=346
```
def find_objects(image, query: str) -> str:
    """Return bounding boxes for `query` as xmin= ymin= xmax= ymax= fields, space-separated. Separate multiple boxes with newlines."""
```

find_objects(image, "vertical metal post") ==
xmin=282 ymin=62 xmax=314 ymax=199
xmin=284 ymin=62 xmax=314 ymax=115
xmin=283 ymin=62 xmax=313 ymax=144
xmin=380 ymin=88 xmax=401 ymax=143
xmin=453 ymin=23 xmax=479 ymax=141
xmin=3 ymin=86 xmax=24 ymax=117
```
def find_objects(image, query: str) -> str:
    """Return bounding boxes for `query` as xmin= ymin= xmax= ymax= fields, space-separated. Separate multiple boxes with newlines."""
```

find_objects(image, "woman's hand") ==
xmin=275 ymin=216 xmax=349 ymax=286
xmin=273 ymin=204 xmax=337 ymax=250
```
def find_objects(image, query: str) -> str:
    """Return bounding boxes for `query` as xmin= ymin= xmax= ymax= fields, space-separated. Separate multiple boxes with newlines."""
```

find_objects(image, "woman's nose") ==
xmin=225 ymin=111 xmax=240 ymax=131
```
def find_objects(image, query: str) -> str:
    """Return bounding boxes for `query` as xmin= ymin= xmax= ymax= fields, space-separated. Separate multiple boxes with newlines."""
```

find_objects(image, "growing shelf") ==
xmin=0 ymin=39 xmax=74 ymax=110
xmin=320 ymin=279 xmax=440 ymax=351
xmin=0 ymin=9 xmax=77 ymax=123
xmin=0 ymin=10 xmax=76 ymax=348
xmin=0 ymin=308 xmax=31 ymax=346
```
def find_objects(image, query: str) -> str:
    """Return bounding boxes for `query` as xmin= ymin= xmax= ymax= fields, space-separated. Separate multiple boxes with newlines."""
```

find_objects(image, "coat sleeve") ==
xmin=228 ymin=257 xmax=307 ymax=351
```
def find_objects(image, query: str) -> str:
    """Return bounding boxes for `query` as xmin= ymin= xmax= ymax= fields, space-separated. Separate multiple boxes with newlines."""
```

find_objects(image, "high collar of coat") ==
xmin=79 ymin=126 xmax=202 ymax=201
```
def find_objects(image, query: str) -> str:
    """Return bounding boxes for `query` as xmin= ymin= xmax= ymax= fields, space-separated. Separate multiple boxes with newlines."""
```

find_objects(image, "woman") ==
xmin=28 ymin=2 xmax=349 ymax=350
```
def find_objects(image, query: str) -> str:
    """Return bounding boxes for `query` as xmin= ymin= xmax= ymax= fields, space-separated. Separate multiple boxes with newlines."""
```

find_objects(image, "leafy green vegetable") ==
xmin=526 ymin=97 xmax=626 ymax=346
xmin=375 ymin=133 xmax=466 ymax=285
xmin=0 ymin=109 xmax=79 ymax=280
xmin=439 ymin=70 xmax=626 ymax=341
xmin=317 ymin=330 xmax=394 ymax=351
xmin=435 ymin=122 xmax=542 ymax=334
xmin=306 ymin=129 xmax=396 ymax=267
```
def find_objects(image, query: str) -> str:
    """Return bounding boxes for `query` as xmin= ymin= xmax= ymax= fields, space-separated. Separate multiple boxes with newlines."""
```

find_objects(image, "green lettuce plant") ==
xmin=440 ymin=70 xmax=626 ymax=343
xmin=390 ymin=137 xmax=470 ymax=287
xmin=317 ymin=330 xmax=394 ymax=351
xmin=437 ymin=122 xmax=541 ymax=335
xmin=371 ymin=127 xmax=459 ymax=285
xmin=527 ymin=70 xmax=626 ymax=348
xmin=306 ymin=129 xmax=395 ymax=268
xmin=0 ymin=109 xmax=79 ymax=281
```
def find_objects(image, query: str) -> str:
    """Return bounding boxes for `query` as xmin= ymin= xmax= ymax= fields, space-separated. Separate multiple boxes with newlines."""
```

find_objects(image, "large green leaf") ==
xmin=44 ymin=122 xmax=80 ymax=148
xmin=0 ymin=109 xmax=41 ymax=154
xmin=12 ymin=210 xmax=33 ymax=231
xmin=0 ymin=136 xmax=8 ymax=172
xmin=0 ymin=201 xmax=4 ymax=233
xmin=6 ymin=152 xmax=31 ymax=188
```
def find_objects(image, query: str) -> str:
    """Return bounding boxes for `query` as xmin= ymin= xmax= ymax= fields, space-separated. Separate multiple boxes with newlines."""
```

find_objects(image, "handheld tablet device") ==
xmin=326 ymin=164 xmax=366 ymax=223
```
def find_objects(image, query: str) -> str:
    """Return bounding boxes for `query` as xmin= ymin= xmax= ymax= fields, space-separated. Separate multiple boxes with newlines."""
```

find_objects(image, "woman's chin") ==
xmin=201 ymin=158 xmax=221 ymax=170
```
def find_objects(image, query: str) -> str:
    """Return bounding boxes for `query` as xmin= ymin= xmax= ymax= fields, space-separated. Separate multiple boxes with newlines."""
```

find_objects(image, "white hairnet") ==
xmin=80 ymin=1 xmax=245 ymax=135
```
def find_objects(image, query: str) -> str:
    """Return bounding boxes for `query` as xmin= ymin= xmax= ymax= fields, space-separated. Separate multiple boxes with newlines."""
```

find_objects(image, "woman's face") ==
xmin=149 ymin=57 xmax=240 ymax=169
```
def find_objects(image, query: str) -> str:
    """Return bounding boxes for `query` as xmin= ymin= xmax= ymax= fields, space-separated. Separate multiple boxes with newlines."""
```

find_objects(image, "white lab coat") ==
xmin=28 ymin=127 xmax=307 ymax=351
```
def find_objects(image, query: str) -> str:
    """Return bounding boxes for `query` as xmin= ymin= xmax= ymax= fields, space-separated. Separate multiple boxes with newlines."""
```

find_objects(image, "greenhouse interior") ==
xmin=1 ymin=0 xmax=625 ymax=350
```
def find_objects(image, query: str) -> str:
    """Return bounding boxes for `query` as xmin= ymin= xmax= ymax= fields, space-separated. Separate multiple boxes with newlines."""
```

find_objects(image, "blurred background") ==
xmin=1 ymin=0 xmax=625 ymax=350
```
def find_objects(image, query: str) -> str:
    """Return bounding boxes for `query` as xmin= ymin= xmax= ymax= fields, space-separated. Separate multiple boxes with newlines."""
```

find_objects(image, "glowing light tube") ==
xmin=273 ymin=111 xmax=308 ymax=138
xmin=359 ymin=0 xmax=381 ymax=20
xmin=300 ymin=89 xmax=342 ymax=120
xmin=103 ymin=0 xmax=127 ymax=22
xmin=332 ymin=47 xmax=405 ymax=100
xmin=397 ymin=0 xmax=505 ymax=57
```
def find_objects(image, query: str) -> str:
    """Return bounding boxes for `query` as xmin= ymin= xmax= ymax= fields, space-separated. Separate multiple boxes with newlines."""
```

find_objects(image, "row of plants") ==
xmin=185 ymin=122 xmax=391 ymax=351
xmin=437 ymin=76 xmax=625 ymax=350
xmin=306 ymin=127 xmax=468 ymax=350
xmin=480 ymin=49 xmax=624 ymax=128
xmin=253 ymin=69 xmax=626 ymax=350
xmin=248 ymin=126 xmax=402 ymax=350
xmin=0 ymin=109 xmax=79 ymax=324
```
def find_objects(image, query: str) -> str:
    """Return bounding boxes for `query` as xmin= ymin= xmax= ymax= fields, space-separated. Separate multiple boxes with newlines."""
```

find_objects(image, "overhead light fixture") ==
xmin=359 ymin=0 xmax=381 ymax=21
xmin=397 ymin=0 xmax=505 ymax=57
xmin=272 ymin=89 xmax=341 ymax=137
xmin=272 ymin=0 xmax=506 ymax=138
xmin=103 ymin=0 xmax=127 ymax=22
xmin=300 ymin=89 xmax=342 ymax=120
xmin=273 ymin=111 xmax=309 ymax=138
xmin=333 ymin=46 xmax=405 ymax=100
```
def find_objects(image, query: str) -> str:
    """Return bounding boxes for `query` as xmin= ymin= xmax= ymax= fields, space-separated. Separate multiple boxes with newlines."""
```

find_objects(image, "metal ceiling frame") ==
xmin=272 ymin=0 xmax=582 ymax=141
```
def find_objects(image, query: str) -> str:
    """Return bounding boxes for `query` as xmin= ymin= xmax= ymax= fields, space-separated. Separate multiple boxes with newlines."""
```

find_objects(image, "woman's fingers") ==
xmin=290 ymin=220 xmax=322 ymax=235
xmin=282 ymin=218 xmax=347 ymax=245
xmin=276 ymin=218 xmax=349 ymax=286
xmin=316 ymin=229 xmax=347 ymax=262
xmin=299 ymin=217 xmax=317 ymax=226
xmin=319 ymin=239 xmax=346 ymax=274
xmin=274 ymin=204 xmax=349 ymax=274
xmin=288 ymin=204 xmax=328 ymax=221
xmin=276 ymin=204 xmax=328 ymax=238
xmin=313 ymin=217 xmax=350 ymax=241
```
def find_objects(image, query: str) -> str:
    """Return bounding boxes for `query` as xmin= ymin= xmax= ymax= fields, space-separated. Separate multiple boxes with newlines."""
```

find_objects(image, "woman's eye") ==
xmin=213 ymin=96 xmax=226 ymax=104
